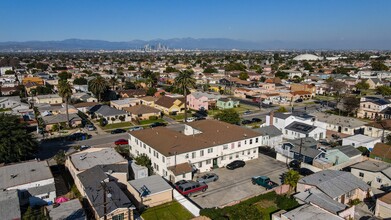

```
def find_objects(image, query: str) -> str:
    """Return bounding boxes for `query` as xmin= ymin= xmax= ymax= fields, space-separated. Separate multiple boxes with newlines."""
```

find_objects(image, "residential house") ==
xmin=312 ymin=112 xmax=366 ymax=137
xmin=254 ymin=125 xmax=283 ymax=149
xmin=0 ymin=190 xmax=21 ymax=220
xmin=297 ymin=170 xmax=370 ymax=205
xmin=45 ymin=199 xmax=86 ymax=220
xmin=126 ymin=175 xmax=173 ymax=209
xmin=0 ymin=86 xmax=18 ymax=96
xmin=77 ymin=166 xmax=135 ymax=220
xmin=139 ymin=96 xmax=158 ymax=107
xmin=128 ymin=120 xmax=262 ymax=182
xmin=357 ymin=96 xmax=391 ymax=119
xmin=0 ymin=160 xmax=56 ymax=206
xmin=119 ymin=89 xmax=146 ymax=98
xmin=186 ymin=92 xmax=222 ymax=111
xmin=111 ymin=98 xmax=140 ymax=110
xmin=366 ymin=78 xmax=384 ymax=89
xmin=233 ymin=88 xmax=261 ymax=99
xmin=219 ymin=77 xmax=258 ymax=88
xmin=350 ymin=160 xmax=391 ymax=189
xmin=123 ymin=105 xmax=161 ymax=120
xmin=370 ymin=143 xmax=391 ymax=163
xmin=342 ymin=134 xmax=381 ymax=150
xmin=290 ymin=83 xmax=316 ymax=97
xmin=320 ymin=145 xmax=362 ymax=169
xmin=0 ymin=96 xmax=30 ymax=114
xmin=272 ymin=204 xmax=344 ymax=220
xmin=276 ymin=137 xmax=324 ymax=165
xmin=33 ymin=94 xmax=63 ymax=104
xmin=88 ymin=105 xmax=130 ymax=124
xmin=216 ymin=98 xmax=239 ymax=110
xmin=71 ymin=92 xmax=97 ymax=103
xmin=375 ymin=192 xmax=391 ymax=219
xmin=42 ymin=113 xmax=82 ymax=130
xmin=364 ymin=119 xmax=391 ymax=139
xmin=73 ymin=102 xmax=97 ymax=113
xmin=154 ymin=96 xmax=185 ymax=115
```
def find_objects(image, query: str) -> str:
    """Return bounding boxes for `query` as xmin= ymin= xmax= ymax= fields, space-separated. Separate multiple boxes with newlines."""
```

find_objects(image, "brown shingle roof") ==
xmin=168 ymin=163 xmax=193 ymax=176
xmin=379 ymin=192 xmax=391 ymax=204
xmin=155 ymin=96 xmax=184 ymax=109
xmin=366 ymin=120 xmax=391 ymax=130
xmin=129 ymin=119 xmax=260 ymax=156
xmin=371 ymin=143 xmax=391 ymax=160
xmin=123 ymin=105 xmax=160 ymax=115
xmin=119 ymin=89 xmax=146 ymax=97
xmin=140 ymin=96 xmax=158 ymax=102
xmin=73 ymin=102 xmax=98 ymax=108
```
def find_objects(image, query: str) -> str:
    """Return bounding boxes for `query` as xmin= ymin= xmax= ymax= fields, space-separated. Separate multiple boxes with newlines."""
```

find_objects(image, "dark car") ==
xmin=114 ymin=139 xmax=128 ymax=145
xmin=241 ymin=120 xmax=252 ymax=125
xmin=252 ymin=118 xmax=262 ymax=123
xmin=150 ymin=122 xmax=166 ymax=128
xmin=67 ymin=132 xmax=91 ymax=141
xmin=174 ymin=180 xmax=188 ymax=187
xmin=298 ymin=168 xmax=314 ymax=176
xmin=288 ymin=160 xmax=300 ymax=169
xmin=226 ymin=160 xmax=246 ymax=170
xmin=111 ymin=129 xmax=126 ymax=134
xmin=294 ymin=98 xmax=303 ymax=103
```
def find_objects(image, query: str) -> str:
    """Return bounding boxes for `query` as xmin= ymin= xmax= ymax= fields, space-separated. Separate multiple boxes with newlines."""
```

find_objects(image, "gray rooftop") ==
xmin=285 ymin=121 xmax=317 ymax=134
xmin=111 ymin=98 xmax=140 ymax=105
xmin=0 ymin=189 xmax=21 ymax=220
xmin=283 ymin=204 xmax=343 ymax=220
xmin=289 ymin=137 xmax=318 ymax=148
xmin=69 ymin=148 xmax=127 ymax=171
xmin=42 ymin=113 xmax=82 ymax=124
xmin=254 ymin=125 xmax=283 ymax=137
xmin=294 ymin=188 xmax=347 ymax=214
xmin=46 ymin=199 xmax=86 ymax=220
xmin=0 ymin=160 xmax=53 ymax=189
xmin=190 ymin=92 xmax=222 ymax=100
xmin=312 ymin=112 xmax=366 ymax=128
xmin=273 ymin=112 xmax=291 ymax=119
xmin=90 ymin=105 xmax=127 ymax=117
xmin=128 ymin=175 xmax=172 ymax=196
xmin=299 ymin=170 xmax=370 ymax=199
xmin=291 ymin=145 xmax=322 ymax=159
xmin=351 ymin=160 xmax=391 ymax=179
xmin=334 ymin=145 xmax=362 ymax=158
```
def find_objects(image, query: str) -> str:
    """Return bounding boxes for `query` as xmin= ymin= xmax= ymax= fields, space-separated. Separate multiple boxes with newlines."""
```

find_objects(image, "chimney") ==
xmin=269 ymin=111 xmax=274 ymax=126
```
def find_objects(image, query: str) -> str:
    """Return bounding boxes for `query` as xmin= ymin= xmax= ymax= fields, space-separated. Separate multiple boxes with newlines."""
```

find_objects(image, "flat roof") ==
xmin=0 ymin=160 xmax=53 ymax=189
xmin=46 ymin=199 xmax=86 ymax=220
xmin=0 ymin=189 xmax=21 ymax=220
xmin=129 ymin=175 xmax=172 ymax=196
xmin=69 ymin=148 xmax=127 ymax=171
xmin=283 ymin=204 xmax=343 ymax=220
xmin=351 ymin=160 xmax=391 ymax=172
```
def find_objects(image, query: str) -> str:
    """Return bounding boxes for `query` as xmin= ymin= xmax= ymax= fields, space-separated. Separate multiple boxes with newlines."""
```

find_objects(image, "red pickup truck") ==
xmin=176 ymin=180 xmax=208 ymax=196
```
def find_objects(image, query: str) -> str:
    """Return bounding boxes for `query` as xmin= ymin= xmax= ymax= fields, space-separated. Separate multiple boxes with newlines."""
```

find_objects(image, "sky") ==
xmin=0 ymin=0 xmax=390 ymax=45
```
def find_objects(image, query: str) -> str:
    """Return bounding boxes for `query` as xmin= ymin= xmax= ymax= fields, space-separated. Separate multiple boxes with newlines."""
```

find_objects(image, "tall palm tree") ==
xmin=284 ymin=169 xmax=300 ymax=194
xmin=58 ymin=80 xmax=72 ymax=127
xmin=88 ymin=76 xmax=108 ymax=101
xmin=174 ymin=70 xmax=196 ymax=122
xmin=109 ymin=76 xmax=117 ymax=90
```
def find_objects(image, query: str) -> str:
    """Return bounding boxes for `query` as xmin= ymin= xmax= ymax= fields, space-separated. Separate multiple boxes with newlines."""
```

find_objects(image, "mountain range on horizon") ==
xmin=0 ymin=38 xmax=390 ymax=51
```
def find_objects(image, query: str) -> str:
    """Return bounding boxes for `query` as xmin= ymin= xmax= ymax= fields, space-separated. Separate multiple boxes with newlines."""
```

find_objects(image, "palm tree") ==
xmin=58 ymin=80 xmax=72 ymax=127
xmin=284 ymin=169 xmax=300 ymax=194
xmin=174 ymin=70 xmax=196 ymax=122
xmin=88 ymin=76 xmax=108 ymax=101
xmin=109 ymin=76 xmax=117 ymax=90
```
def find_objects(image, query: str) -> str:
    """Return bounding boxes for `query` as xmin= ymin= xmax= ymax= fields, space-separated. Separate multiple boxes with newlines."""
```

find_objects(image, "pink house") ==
xmin=187 ymin=92 xmax=222 ymax=110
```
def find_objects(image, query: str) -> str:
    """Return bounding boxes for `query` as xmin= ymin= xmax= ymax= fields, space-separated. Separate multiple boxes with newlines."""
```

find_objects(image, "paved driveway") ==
xmin=190 ymin=154 xmax=288 ymax=208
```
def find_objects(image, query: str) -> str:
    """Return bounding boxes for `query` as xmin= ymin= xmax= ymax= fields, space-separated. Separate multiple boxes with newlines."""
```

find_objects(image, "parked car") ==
xmin=243 ymin=110 xmax=252 ymax=115
xmin=288 ymin=160 xmax=300 ymax=169
xmin=129 ymin=126 xmax=143 ymax=131
xmin=298 ymin=168 xmax=314 ymax=176
xmin=294 ymin=99 xmax=303 ymax=103
xmin=197 ymin=173 xmax=219 ymax=183
xmin=80 ymin=145 xmax=91 ymax=151
xmin=185 ymin=117 xmax=196 ymax=123
xmin=251 ymin=176 xmax=278 ymax=189
xmin=67 ymin=132 xmax=91 ymax=141
xmin=86 ymin=124 xmax=96 ymax=131
xmin=176 ymin=180 xmax=208 ymax=196
xmin=226 ymin=160 xmax=246 ymax=170
xmin=251 ymin=118 xmax=262 ymax=123
xmin=150 ymin=122 xmax=166 ymax=128
xmin=114 ymin=139 xmax=128 ymax=145
xmin=241 ymin=120 xmax=252 ymax=125
xmin=111 ymin=129 xmax=126 ymax=134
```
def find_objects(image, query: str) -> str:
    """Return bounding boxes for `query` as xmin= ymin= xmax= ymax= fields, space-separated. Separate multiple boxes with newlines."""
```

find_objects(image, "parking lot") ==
xmin=189 ymin=154 xmax=288 ymax=208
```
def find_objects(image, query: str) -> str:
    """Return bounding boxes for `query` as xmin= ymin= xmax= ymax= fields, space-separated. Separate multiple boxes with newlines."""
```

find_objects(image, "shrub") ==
xmin=149 ymin=115 xmax=158 ymax=120
xmin=276 ymin=195 xmax=299 ymax=210
xmin=349 ymin=198 xmax=361 ymax=206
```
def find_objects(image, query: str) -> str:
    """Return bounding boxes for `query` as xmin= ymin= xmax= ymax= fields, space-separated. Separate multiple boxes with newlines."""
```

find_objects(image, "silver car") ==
xmin=129 ymin=126 xmax=143 ymax=131
xmin=196 ymin=173 xmax=219 ymax=183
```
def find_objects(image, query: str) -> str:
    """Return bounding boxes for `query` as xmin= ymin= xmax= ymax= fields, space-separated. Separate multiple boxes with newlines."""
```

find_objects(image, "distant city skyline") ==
xmin=0 ymin=0 xmax=390 ymax=49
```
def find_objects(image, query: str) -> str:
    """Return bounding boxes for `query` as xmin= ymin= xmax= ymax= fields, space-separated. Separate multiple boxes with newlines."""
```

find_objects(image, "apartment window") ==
xmin=208 ymin=148 xmax=213 ymax=153
xmin=285 ymin=130 xmax=288 ymax=135
xmin=359 ymin=172 xmax=364 ymax=177
xmin=231 ymin=143 xmax=235 ymax=149
xmin=223 ymin=144 xmax=228 ymax=150
xmin=162 ymin=156 xmax=165 ymax=163
xmin=164 ymin=170 xmax=167 ymax=177
xmin=206 ymin=159 xmax=211 ymax=165
xmin=136 ymin=150 xmax=139 ymax=155
xmin=344 ymin=128 xmax=348 ymax=132
xmin=244 ymin=140 xmax=247 ymax=145
xmin=200 ymin=150 xmax=204 ymax=156
xmin=185 ymin=154 xmax=189 ymax=159
xmin=274 ymin=118 xmax=278 ymax=123
xmin=199 ymin=162 xmax=202 ymax=167
xmin=192 ymin=152 xmax=196 ymax=159
xmin=112 ymin=213 xmax=124 ymax=220
xmin=229 ymin=155 xmax=233 ymax=160
xmin=363 ymin=104 xmax=366 ymax=108
xmin=156 ymin=153 xmax=159 ymax=159
xmin=238 ymin=142 xmax=241 ymax=147
xmin=149 ymin=147 xmax=151 ymax=154
xmin=143 ymin=144 xmax=146 ymax=149
xmin=247 ymin=150 xmax=250 ymax=155
xmin=253 ymin=149 xmax=257 ymax=153
xmin=183 ymin=173 xmax=186 ymax=178
xmin=156 ymin=164 xmax=159 ymax=172
xmin=242 ymin=151 xmax=245 ymax=155
xmin=256 ymin=138 xmax=259 ymax=143
xmin=236 ymin=154 xmax=239 ymax=158
xmin=221 ymin=156 xmax=225 ymax=160
xmin=250 ymin=139 xmax=253 ymax=144
xmin=136 ymin=139 xmax=138 ymax=144
xmin=41 ymin=194 xmax=49 ymax=199
xmin=377 ymin=177 xmax=382 ymax=183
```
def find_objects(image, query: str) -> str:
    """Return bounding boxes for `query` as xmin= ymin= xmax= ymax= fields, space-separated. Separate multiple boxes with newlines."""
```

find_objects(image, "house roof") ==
xmin=298 ymin=170 xmax=370 ymax=199
xmin=343 ymin=134 xmax=380 ymax=143
xmin=380 ymin=107 xmax=391 ymax=115
xmin=128 ymin=175 xmax=172 ymax=196
xmin=351 ymin=160 xmax=391 ymax=173
xmin=89 ymin=105 xmax=127 ymax=117
xmin=312 ymin=112 xmax=366 ymax=128
xmin=155 ymin=96 xmax=184 ymax=109
xmin=123 ymin=105 xmax=160 ymax=115
xmin=362 ymin=96 xmax=391 ymax=106
xmin=285 ymin=121 xmax=317 ymax=134
xmin=0 ymin=189 xmax=21 ymax=220
xmin=42 ymin=113 xmax=82 ymax=125
xmin=291 ymin=145 xmax=322 ymax=159
xmin=371 ymin=143 xmax=391 ymax=160
xmin=254 ymin=125 xmax=283 ymax=137
xmin=334 ymin=145 xmax=362 ymax=158
xmin=73 ymin=102 xmax=98 ymax=108
xmin=289 ymin=137 xmax=318 ymax=148
xmin=0 ymin=160 xmax=53 ymax=189
xmin=379 ymin=192 xmax=391 ymax=204
xmin=46 ymin=199 xmax=86 ymax=220
xmin=294 ymin=188 xmax=348 ymax=214
xmin=119 ymin=89 xmax=146 ymax=97
xmin=139 ymin=96 xmax=158 ymax=102
xmin=69 ymin=148 xmax=127 ymax=171
xmin=283 ymin=204 xmax=343 ymax=220
xmin=168 ymin=163 xmax=193 ymax=176
xmin=129 ymin=119 xmax=260 ymax=156
xmin=190 ymin=92 xmax=222 ymax=100
xmin=110 ymin=98 xmax=140 ymax=106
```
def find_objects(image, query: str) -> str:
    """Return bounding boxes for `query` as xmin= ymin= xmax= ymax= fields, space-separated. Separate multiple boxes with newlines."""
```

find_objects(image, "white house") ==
xmin=128 ymin=120 xmax=262 ymax=182
xmin=350 ymin=160 xmax=391 ymax=189
xmin=342 ymin=134 xmax=381 ymax=150
xmin=0 ymin=160 xmax=56 ymax=206
xmin=254 ymin=125 xmax=283 ymax=149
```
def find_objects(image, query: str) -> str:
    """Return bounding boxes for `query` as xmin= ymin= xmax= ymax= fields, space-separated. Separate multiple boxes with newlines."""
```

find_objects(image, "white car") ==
xmin=185 ymin=117 xmax=196 ymax=122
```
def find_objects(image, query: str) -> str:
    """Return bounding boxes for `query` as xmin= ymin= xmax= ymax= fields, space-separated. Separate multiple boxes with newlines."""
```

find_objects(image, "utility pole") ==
xmin=298 ymin=138 xmax=303 ymax=164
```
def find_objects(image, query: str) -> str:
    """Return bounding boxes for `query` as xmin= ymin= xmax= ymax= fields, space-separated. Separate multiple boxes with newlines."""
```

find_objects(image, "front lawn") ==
xmin=101 ymin=121 xmax=133 ymax=130
xmin=139 ymin=118 xmax=165 ymax=125
xmin=141 ymin=201 xmax=194 ymax=220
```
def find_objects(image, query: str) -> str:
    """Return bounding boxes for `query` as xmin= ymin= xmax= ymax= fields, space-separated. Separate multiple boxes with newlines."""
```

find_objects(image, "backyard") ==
xmin=141 ymin=201 xmax=194 ymax=220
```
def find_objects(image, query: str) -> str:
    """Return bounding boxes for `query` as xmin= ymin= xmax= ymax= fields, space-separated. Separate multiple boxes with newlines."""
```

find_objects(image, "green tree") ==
xmin=146 ymin=87 xmax=157 ymax=96
xmin=124 ymin=81 xmax=136 ymax=89
xmin=355 ymin=80 xmax=370 ymax=94
xmin=134 ymin=153 xmax=154 ymax=175
xmin=343 ymin=95 xmax=360 ymax=117
xmin=165 ymin=66 xmax=179 ymax=73
xmin=276 ymin=107 xmax=287 ymax=113
xmin=142 ymin=70 xmax=159 ymax=87
xmin=58 ymin=71 xmax=72 ymax=81
xmin=54 ymin=150 xmax=66 ymax=165
xmin=58 ymin=80 xmax=72 ymax=127
xmin=214 ymin=109 xmax=240 ymax=124
xmin=88 ymin=76 xmax=108 ymax=101
xmin=275 ymin=71 xmax=289 ymax=79
xmin=376 ymin=85 xmax=391 ymax=96
xmin=4 ymin=70 xmax=15 ymax=75
xmin=284 ymin=169 xmax=300 ymax=193
xmin=203 ymin=67 xmax=218 ymax=73
xmin=371 ymin=61 xmax=389 ymax=71
xmin=225 ymin=62 xmax=246 ymax=71
xmin=0 ymin=114 xmax=38 ymax=163
xmin=73 ymin=77 xmax=88 ymax=85
xmin=174 ymin=70 xmax=196 ymax=122
xmin=238 ymin=72 xmax=249 ymax=80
